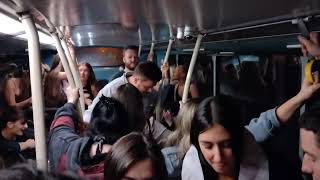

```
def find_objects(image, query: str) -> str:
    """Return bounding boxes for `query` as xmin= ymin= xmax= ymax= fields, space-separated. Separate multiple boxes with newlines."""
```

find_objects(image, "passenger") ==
xmin=161 ymin=99 xmax=200 ymax=179
xmin=172 ymin=65 xmax=199 ymax=100
xmin=78 ymin=62 xmax=98 ymax=109
xmin=182 ymin=77 xmax=320 ymax=180
xmin=104 ymin=132 xmax=168 ymax=180
xmin=147 ymin=52 xmax=156 ymax=62
xmin=3 ymin=64 xmax=32 ymax=109
xmin=44 ymin=55 xmax=67 ymax=107
xmin=110 ymin=45 xmax=139 ymax=81
xmin=299 ymin=109 xmax=320 ymax=180
xmin=298 ymin=32 xmax=320 ymax=180
xmin=220 ymin=63 xmax=240 ymax=97
xmin=160 ymin=65 xmax=199 ymax=130
xmin=84 ymin=61 xmax=161 ymax=123
xmin=112 ymin=83 xmax=145 ymax=131
xmin=0 ymin=107 xmax=35 ymax=167
xmin=238 ymin=61 xmax=267 ymax=103
xmin=48 ymin=86 xmax=137 ymax=179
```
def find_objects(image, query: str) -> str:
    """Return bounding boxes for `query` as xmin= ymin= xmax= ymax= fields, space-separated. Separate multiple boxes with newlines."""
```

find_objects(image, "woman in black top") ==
xmin=79 ymin=62 xmax=98 ymax=109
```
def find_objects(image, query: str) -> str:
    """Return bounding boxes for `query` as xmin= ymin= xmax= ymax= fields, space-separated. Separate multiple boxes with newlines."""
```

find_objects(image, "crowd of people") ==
xmin=0 ymin=33 xmax=319 ymax=180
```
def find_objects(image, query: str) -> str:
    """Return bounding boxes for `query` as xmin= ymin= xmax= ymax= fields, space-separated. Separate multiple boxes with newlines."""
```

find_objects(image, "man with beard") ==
xmin=110 ymin=45 xmax=139 ymax=81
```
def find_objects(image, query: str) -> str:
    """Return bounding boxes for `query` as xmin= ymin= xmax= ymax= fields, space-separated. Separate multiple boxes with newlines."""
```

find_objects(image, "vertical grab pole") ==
xmin=58 ymin=30 xmax=85 ymax=115
xmin=51 ymin=31 xmax=76 ymax=88
xmin=182 ymin=34 xmax=203 ymax=103
xmin=138 ymin=28 xmax=142 ymax=57
xmin=45 ymin=17 xmax=84 ymax=116
xmin=163 ymin=25 xmax=174 ymax=64
xmin=149 ymin=24 xmax=156 ymax=58
xmin=212 ymin=55 xmax=217 ymax=96
xmin=155 ymin=25 xmax=174 ymax=121
xmin=20 ymin=14 xmax=47 ymax=171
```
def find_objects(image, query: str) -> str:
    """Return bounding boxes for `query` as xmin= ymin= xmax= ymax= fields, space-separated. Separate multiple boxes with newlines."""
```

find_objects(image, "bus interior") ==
xmin=0 ymin=0 xmax=319 ymax=179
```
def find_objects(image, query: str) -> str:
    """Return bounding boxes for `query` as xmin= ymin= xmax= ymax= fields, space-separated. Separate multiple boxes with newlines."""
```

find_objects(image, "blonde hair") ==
xmin=165 ymin=99 xmax=200 ymax=157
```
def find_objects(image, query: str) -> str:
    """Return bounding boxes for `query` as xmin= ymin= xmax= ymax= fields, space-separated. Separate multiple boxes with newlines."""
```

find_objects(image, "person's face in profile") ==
xmin=121 ymin=158 xmax=156 ymax=180
xmin=300 ymin=128 xmax=320 ymax=180
xmin=8 ymin=119 xmax=28 ymax=137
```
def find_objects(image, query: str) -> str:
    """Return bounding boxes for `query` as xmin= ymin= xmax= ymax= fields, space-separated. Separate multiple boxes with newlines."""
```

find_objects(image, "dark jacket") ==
xmin=48 ymin=103 xmax=104 ymax=180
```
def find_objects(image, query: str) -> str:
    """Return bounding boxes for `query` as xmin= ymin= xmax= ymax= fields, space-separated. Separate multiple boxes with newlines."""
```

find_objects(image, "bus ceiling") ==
xmin=0 ymin=0 xmax=320 ymax=51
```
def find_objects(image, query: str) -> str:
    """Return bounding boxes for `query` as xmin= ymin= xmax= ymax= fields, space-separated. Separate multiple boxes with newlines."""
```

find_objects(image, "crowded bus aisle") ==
xmin=0 ymin=8 xmax=319 ymax=178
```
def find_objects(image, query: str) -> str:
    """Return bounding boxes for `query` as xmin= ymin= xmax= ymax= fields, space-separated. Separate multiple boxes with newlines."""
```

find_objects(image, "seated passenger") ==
xmin=0 ymin=107 xmax=35 ymax=167
xmin=3 ymin=64 xmax=32 ymax=109
xmin=104 ymin=132 xmax=168 ymax=180
xmin=110 ymin=45 xmax=139 ymax=81
xmin=44 ymin=55 xmax=67 ymax=107
xmin=78 ymin=62 xmax=98 ymax=109
xmin=161 ymin=99 xmax=200 ymax=179
xmin=48 ymin=84 xmax=142 ymax=179
xmin=182 ymin=77 xmax=320 ymax=180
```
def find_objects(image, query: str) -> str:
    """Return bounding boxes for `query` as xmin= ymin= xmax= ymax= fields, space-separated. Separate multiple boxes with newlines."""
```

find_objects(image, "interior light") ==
xmin=286 ymin=44 xmax=301 ymax=49
xmin=219 ymin=52 xmax=235 ymax=55
xmin=38 ymin=31 xmax=55 ymax=45
xmin=16 ymin=31 xmax=55 ymax=45
xmin=0 ymin=13 xmax=24 ymax=35
xmin=182 ymin=48 xmax=205 ymax=52
xmin=177 ymin=27 xmax=183 ymax=39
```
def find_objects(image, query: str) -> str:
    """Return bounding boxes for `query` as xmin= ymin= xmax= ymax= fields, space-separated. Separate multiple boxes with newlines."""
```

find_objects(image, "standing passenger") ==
xmin=104 ymin=132 xmax=168 ymax=180
xmin=3 ymin=64 xmax=32 ymax=109
xmin=78 ymin=62 xmax=98 ymax=109
xmin=48 ymin=84 xmax=144 ymax=179
xmin=110 ymin=45 xmax=139 ymax=81
xmin=182 ymin=76 xmax=320 ymax=180
xmin=161 ymin=99 xmax=200 ymax=179
xmin=298 ymin=31 xmax=320 ymax=180
xmin=299 ymin=110 xmax=320 ymax=180
xmin=44 ymin=55 xmax=67 ymax=107
xmin=84 ymin=62 xmax=161 ymax=123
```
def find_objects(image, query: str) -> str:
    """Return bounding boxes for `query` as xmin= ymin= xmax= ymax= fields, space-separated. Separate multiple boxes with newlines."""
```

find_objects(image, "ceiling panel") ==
xmin=2 ymin=0 xmax=320 ymax=48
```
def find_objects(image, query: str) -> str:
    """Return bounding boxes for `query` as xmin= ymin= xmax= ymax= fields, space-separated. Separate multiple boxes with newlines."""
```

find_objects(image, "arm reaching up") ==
xmin=298 ymin=32 xmax=320 ymax=59
xmin=246 ymin=76 xmax=320 ymax=142
xmin=276 ymin=75 xmax=320 ymax=124
xmin=65 ymin=86 xmax=79 ymax=105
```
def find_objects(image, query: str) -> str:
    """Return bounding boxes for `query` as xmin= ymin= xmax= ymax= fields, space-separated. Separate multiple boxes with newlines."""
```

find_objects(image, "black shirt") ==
xmin=0 ymin=133 xmax=24 ymax=166
xmin=0 ymin=129 xmax=35 ymax=167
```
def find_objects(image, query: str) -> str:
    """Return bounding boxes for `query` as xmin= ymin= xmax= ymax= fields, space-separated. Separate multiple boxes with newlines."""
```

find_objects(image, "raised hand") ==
xmin=66 ymin=86 xmax=80 ymax=104
xmin=298 ymin=32 xmax=320 ymax=59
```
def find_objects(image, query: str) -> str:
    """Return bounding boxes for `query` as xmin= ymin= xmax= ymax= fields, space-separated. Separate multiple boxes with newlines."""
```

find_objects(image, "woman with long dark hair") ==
xmin=78 ymin=62 xmax=98 ymax=109
xmin=104 ymin=132 xmax=168 ymax=180
xmin=4 ymin=64 xmax=32 ymax=109
xmin=182 ymin=77 xmax=320 ymax=180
